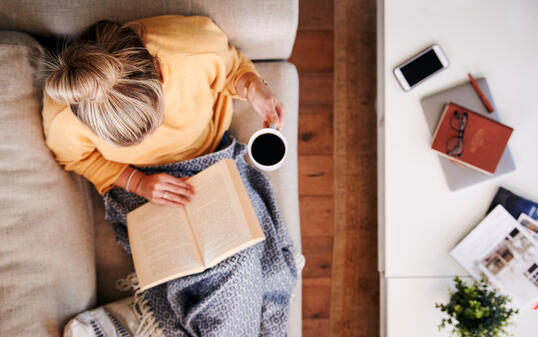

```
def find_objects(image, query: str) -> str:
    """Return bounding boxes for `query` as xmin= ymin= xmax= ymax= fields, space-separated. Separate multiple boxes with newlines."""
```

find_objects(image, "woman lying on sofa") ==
xmin=42 ymin=15 xmax=298 ymax=337
xmin=43 ymin=15 xmax=285 ymax=205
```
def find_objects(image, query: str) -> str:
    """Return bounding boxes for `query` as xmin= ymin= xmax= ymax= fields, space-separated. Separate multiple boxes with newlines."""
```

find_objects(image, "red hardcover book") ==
xmin=431 ymin=102 xmax=513 ymax=175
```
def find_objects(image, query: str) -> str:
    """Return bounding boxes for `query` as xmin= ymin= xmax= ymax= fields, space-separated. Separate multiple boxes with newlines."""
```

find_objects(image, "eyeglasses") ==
xmin=446 ymin=110 xmax=468 ymax=157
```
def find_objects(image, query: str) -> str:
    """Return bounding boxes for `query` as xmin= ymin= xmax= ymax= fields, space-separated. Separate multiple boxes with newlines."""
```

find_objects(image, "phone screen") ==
xmin=400 ymin=49 xmax=443 ymax=86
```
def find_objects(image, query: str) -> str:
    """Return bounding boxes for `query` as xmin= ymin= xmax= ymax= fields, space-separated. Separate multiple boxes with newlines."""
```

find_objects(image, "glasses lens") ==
xmin=450 ymin=111 xmax=467 ymax=131
xmin=447 ymin=136 xmax=463 ymax=156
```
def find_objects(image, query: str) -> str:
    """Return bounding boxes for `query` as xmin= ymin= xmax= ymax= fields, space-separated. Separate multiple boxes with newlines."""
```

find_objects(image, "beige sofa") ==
xmin=0 ymin=1 xmax=301 ymax=336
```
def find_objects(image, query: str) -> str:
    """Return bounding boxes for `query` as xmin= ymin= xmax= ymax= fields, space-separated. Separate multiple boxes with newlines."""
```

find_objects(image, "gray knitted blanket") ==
xmin=103 ymin=138 xmax=298 ymax=337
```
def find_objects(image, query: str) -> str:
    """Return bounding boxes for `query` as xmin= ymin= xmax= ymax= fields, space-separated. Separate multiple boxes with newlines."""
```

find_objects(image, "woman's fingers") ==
xmin=162 ymin=174 xmax=194 ymax=192
xmin=144 ymin=174 xmax=194 ymax=208
xmin=247 ymin=78 xmax=287 ymax=130
xmin=154 ymin=197 xmax=186 ymax=208
xmin=153 ymin=187 xmax=190 ymax=208
xmin=262 ymin=102 xmax=286 ymax=130
xmin=164 ymin=182 xmax=194 ymax=198
xmin=161 ymin=189 xmax=191 ymax=205
xmin=275 ymin=101 xmax=287 ymax=130
xmin=136 ymin=173 xmax=194 ymax=208
xmin=262 ymin=100 xmax=279 ymax=129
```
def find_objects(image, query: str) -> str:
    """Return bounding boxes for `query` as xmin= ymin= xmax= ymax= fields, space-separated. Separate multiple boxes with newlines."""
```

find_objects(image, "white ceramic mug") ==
xmin=247 ymin=126 xmax=288 ymax=171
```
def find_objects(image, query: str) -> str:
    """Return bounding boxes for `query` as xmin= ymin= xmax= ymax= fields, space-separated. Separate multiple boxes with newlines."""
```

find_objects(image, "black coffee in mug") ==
xmin=251 ymin=133 xmax=286 ymax=166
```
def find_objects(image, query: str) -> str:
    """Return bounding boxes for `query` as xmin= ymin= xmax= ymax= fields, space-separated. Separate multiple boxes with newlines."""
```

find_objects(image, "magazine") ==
xmin=450 ymin=205 xmax=538 ymax=308
xmin=487 ymin=187 xmax=538 ymax=220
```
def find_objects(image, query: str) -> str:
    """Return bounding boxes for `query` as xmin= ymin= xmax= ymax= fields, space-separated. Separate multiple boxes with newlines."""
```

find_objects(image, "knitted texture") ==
xmin=103 ymin=138 xmax=297 ymax=336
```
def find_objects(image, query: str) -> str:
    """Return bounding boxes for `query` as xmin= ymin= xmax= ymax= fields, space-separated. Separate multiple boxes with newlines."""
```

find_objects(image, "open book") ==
xmin=126 ymin=159 xmax=265 ymax=291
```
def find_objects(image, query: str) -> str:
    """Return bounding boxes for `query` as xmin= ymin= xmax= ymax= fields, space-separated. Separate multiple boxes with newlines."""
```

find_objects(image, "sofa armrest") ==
xmin=230 ymin=61 xmax=302 ymax=337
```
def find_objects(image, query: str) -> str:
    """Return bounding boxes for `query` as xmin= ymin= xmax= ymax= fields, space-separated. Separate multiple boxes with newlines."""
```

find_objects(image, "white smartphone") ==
xmin=393 ymin=44 xmax=449 ymax=91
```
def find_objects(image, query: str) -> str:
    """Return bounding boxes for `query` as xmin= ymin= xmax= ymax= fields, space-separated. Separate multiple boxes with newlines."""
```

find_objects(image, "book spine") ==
xmin=434 ymin=150 xmax=494 ymax=175
xmin=430 ymin=103 xmax=450 ymax=146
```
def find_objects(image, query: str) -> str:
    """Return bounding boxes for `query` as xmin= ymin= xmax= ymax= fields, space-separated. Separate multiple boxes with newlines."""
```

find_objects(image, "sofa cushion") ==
xmin=93 ymin=61 xmax=302 ymax=336
xmin=0 ymin=32 xmax=96 ymax=337
xmin=0 ymin=0 xmax=298 ymax=61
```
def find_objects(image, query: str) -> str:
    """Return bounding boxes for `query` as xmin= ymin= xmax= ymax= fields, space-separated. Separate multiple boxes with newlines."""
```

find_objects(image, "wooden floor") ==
xmin=289 ymin=0 xmax=379 ymax=336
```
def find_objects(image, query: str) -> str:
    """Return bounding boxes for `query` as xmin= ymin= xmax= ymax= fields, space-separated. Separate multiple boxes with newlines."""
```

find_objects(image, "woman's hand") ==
xmin=136 ymin=173 xmax=194 ymax=208
xmin=115 ymin=168 xmax=193 ymax=208
xmin=238 ymin=73 xmax=287 ymax=130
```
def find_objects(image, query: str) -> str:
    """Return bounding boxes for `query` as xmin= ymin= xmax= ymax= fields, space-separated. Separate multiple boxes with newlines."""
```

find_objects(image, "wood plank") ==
xmin=298 ymin=113 xmax=333 ymax=155
xmin=298 ymin=0 xmax=334 ymax=31
xmin=303 ymin=253 xmax=332 ymax=279
xmin=294 ymin=1 xmax=337 ymax=336
xmin=302 ymin=235 xmax=333 ymax=254
xmin=302 ymin=236 xmax=333 ymax=278
xmin=289 ymin=31 xmax=334 ymax=73
xmin=303 ymin=278 xmax=331 ymax=319
xmin=299 ymin=196 xmax=334 ymax=237
xmin=330 ymin=0 xmax=379 ymax=337
xmin=303 ymin=319 xmax=330 ymax=337
xmin=298 ymin=155 xmax=334 ymax=196
xmin=299 ymin=72 xmax=333 ymax=114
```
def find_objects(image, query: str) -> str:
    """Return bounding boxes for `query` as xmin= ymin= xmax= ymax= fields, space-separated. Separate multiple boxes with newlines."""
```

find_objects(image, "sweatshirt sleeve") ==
xmin=218 ymin=46 xmax=260 ymax=99
xmin=42 ymin=95 xmax=129 ymax=194
xmin=200 ymin=17 xmax=260 ymax=99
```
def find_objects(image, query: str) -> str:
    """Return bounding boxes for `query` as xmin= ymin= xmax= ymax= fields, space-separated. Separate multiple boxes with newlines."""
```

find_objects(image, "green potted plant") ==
xmin=436 ymin=276 xmax=518 ymax=337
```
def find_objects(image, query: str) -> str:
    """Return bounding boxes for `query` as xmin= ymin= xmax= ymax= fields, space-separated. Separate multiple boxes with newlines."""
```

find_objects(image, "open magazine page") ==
xmin=450 ymin=205 xmax=538 ymax=308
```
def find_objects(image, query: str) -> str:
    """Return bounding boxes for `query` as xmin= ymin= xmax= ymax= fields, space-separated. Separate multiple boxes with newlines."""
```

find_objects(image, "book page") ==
xmin=127 ymin=203 xmax=204 ymax=290
xmin=185 ymin=159 xmax=264 ymax=266
xmin=225 ymin=160 xmax=266 ymax=241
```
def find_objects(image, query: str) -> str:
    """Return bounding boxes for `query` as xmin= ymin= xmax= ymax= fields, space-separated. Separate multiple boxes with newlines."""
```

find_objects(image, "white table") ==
xmin=377 ymin=0 xmax=538 ymax=336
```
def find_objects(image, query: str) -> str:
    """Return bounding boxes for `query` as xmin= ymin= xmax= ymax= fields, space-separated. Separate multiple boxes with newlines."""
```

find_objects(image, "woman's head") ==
xmin=44 ymin=20 xmax=164 ymax=146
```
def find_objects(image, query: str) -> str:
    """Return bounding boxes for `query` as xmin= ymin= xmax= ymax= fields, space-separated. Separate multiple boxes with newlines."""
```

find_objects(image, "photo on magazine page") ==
xmin=518 ymin=213 xmax=538 ymax=241
xmin=478 ymin=226 xmax=538 ymax=306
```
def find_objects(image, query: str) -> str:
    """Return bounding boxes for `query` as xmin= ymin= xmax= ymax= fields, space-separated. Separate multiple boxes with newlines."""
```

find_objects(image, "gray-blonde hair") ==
xmin=44 ymin=21 xmax=164 ymax=146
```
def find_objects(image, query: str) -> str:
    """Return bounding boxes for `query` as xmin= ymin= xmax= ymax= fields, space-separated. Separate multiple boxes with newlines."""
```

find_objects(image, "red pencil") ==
xmin=468 ymin=73 xmax=494 ymax=113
